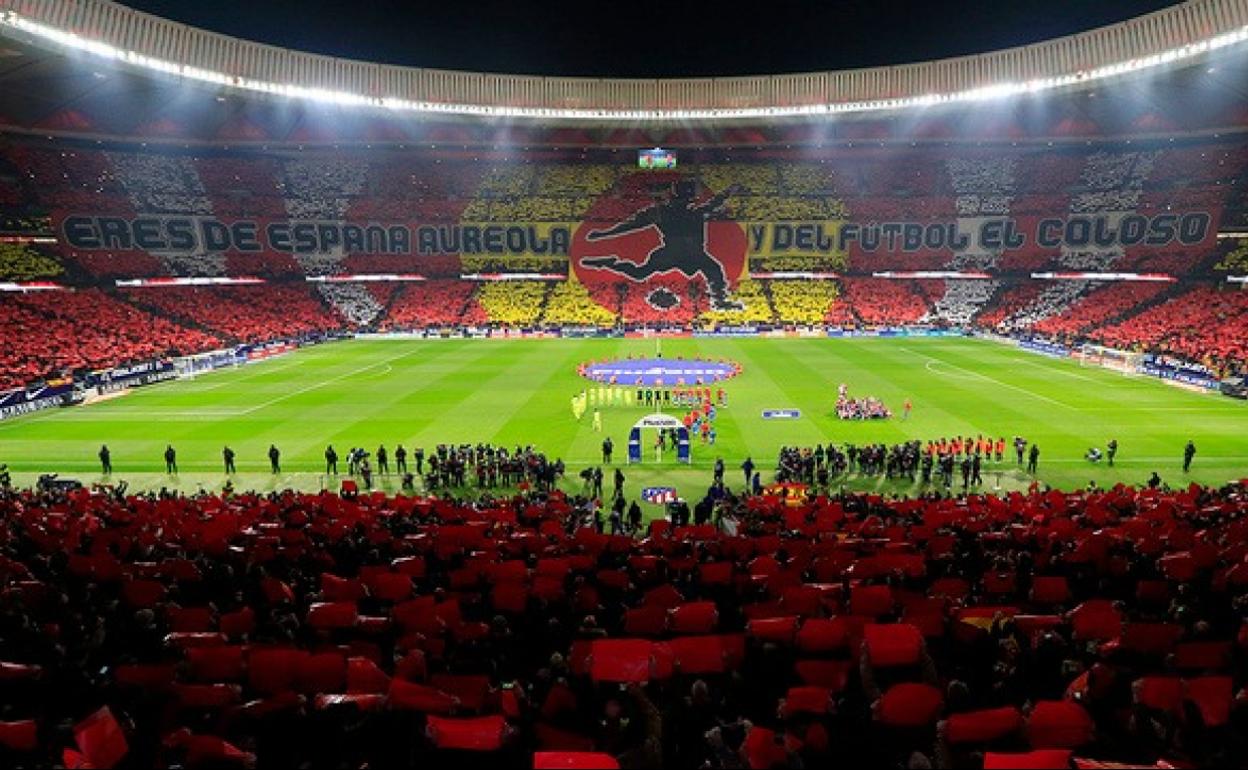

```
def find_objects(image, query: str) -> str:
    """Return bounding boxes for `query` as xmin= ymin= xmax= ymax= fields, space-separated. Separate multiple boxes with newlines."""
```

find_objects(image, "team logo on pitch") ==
xmin=642 ymin=486 xmax=679 ymax=505
xmin=572 ymin=179 xmax=747 ymax=312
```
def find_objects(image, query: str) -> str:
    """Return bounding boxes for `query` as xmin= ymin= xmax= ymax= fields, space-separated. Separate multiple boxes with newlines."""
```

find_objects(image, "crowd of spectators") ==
xmin=1030 ymin=283 xmax=1170 ymax=340
xmin=973 ymin=283 xmax=1050 ymax=331
xmin=541 ymin=280 xmax=618 ymax=328
xmin=108 ymin=151 xmax=214 ymax=216
xmin=923 ymin=281 xmax=1003 ymax=327
xmin=945 ymin=157 xmax=1018 ymax=272
xmin=835 ymin=279 xmax=932 ymax=326
xmin=107 ymin=151 xmax=228 ymax=277
xmin=698 ymin=280 xmax=774 ymax=327
xmin=317 ymin=284 xmax=389 ymax=328
xmin=460 ymin=166 xmax=617 ymax=222
xmin=122 ymin=285 xmax=345 ymax=344
xmin=767 ymin=280 xmax=839 ymax=326
xmin=380 ymin=281 xmax=487 ymax=330
xmin=694 ymin=163 xmax=848 ymax=224
xmin=1089 ymin=285 xmax=1248 ymax=371
xmin=0 ymin=141 xmax=1241 ymax=282
xmin=476 ymin=281 xmax=550 ymax=327
xmin=0 ymin=243 xmax=62 ymax=281
xmin=0 ymin=289 xmax=219 ymax=390
xmin=609 ymin=278 xmax=708 ymax=327
xmin=976 ymin=283 xmax=1093 ymax=334
xmin=460 ymin=256 xmax=569 ymax=276
xmin=0 ymin=140 xmax=1247 ymax=384
xmin=280 ymin=158 xmax=367 ymax=221
xmin=0 ymin=476 xmax=1244 ymax=768
xmin=1214 ymin=239 xmax=1248 ymax=274
xmin=748 ymin=255 xmax=846 ymax=274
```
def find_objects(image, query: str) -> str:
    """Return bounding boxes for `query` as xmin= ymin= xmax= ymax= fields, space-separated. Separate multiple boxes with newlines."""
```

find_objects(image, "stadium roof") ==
xmin=0 ymin=0 xmax=1245 ymax=143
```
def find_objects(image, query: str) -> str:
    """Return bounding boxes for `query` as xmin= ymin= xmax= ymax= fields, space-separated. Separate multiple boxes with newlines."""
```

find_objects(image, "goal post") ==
xmin=1076 ymin=343 xmax=1144 ymax=375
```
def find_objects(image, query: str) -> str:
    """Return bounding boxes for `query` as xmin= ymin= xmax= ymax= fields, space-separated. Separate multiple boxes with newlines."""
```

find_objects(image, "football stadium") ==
xmin=0 ymin=0 xmax=1247 ymax=766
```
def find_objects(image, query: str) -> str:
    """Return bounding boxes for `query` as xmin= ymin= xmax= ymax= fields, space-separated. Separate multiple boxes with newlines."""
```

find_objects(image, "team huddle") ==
xmin=832 ymin=383 xmax=906 ymax=421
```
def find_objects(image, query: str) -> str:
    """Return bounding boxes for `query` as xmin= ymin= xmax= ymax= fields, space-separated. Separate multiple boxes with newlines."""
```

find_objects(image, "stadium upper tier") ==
xmin=1 ymin=137 xmax=1243 ymax=278
xmin=0 ymin=134 xmax=1242 ymax=390
xmin=0 ymin=0 xmax=1244 ymax=141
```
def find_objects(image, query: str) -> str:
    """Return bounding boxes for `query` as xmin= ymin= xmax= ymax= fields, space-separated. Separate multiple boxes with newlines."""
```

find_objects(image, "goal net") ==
xmin=1077 ymin=344 xmax=1144 ymax=375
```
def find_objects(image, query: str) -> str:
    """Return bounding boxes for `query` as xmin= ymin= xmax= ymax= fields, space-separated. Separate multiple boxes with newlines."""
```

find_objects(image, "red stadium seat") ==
xmin=1071 ymin=601 xmax=1122 ymax=642
xmin=863 ymin=623 xmax=924 ymax=667
xmin=850 ymin=585 xmax=894 ymax=617
xmin=669 ymin=602 xmax=718 ymax=634
xmin=1186 ymin=676 xmax=1233 ymax=727
xmin=589 ymin=640 xmax=655 ymax=683
xmin=426 ymin=716 xmax=506 ymax=751
xmin=0 ymin=720 xmax=38 ymax=753
xmin=388 ymin=679 xmax=459 ymax=713
xmin=533 ymin=752 xmax=620 ymax=770
xmin=748 ymin=616 xmax=799 ymax=645
xmin=983 ymin=750 xmax=1072 ymax=770
xmin=307 ymin=602 xmax=359 ymax=630
xmin=1120 ymin=622 xmax=1182 ymax=656
xmin=796 ymin=617 xmax=854 ymax=652
xmin=794 ymin=660 xmax=851 ymax=691
xmin=945 ymin=706 xmax=1024 ymax=745
xmin=346 ymin=657 xmax=390 ymax=694
xmin=186 ymin=646 xmax=245 ymax=682
xmin=781 ymin=686 xmax=832 ymax=716
xmin=1134 ymin=676 xmax=1185 ymax=714
xmin=623 ymin=606 xmax=668 ymax=637
xmin=1029 ymin=576 xmax=1071 ymax=605
xmin=1174 ymin=641 xmax=1232 ymax=671
xmin=1026 ymin=701 xmax=1094 ymax=749
xmin=876 ymin=683 xmax=944 ymax=727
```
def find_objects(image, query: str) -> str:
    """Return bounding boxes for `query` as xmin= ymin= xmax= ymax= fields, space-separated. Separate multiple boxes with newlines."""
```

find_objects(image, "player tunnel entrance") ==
xmin=627 ymin=413 xmax=690 ymax=465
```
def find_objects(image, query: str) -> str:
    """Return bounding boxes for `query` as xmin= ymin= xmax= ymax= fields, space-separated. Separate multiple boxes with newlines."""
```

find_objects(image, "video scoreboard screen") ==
xmin=638 ymin=148 xmax=676 ymax=169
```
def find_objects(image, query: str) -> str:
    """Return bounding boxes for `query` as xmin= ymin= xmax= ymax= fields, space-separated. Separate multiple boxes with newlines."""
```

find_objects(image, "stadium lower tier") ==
xmin=1 ymin=277 xmax=1246 ymax=391
xmin=0 ymin=482 xmax=1245 ymax=768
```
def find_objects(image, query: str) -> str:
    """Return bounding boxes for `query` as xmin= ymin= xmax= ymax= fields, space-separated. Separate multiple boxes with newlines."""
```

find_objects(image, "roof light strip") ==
xmin=2 ymin=12 xmax=1246 ymax=120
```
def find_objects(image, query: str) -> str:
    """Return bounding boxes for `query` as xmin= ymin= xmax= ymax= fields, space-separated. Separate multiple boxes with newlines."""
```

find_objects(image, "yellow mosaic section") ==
xmin=768 ymin=280 xmax=840 ymax=325
xmin=477 ymin=281 xmax=549 ymax=326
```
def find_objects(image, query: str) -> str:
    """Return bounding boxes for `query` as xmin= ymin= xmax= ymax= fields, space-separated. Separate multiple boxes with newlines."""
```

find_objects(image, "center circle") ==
xmin=579 ymin=357 xmax=741 ymax=386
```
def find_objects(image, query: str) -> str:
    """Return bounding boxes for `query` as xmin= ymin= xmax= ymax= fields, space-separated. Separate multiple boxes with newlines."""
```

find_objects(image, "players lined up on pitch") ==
xmin=573 ymin=385 xmax=728 ymax=415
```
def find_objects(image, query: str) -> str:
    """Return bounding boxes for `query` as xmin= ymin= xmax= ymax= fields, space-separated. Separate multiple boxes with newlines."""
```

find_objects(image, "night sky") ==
xmin=119 ymin=0 xmax=1182 ymax=79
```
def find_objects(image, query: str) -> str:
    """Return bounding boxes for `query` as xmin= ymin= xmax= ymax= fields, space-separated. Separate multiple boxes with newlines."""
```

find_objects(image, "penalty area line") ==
xmin=901 ymin=346 xmax=1075 ymax=410
xmin=236 ymin=348 xmax=424 ymax=416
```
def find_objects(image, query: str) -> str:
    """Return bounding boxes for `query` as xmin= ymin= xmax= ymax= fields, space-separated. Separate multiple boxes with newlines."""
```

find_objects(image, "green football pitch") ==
xmin=0 ymin=336 xmax=1243 ymax=506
